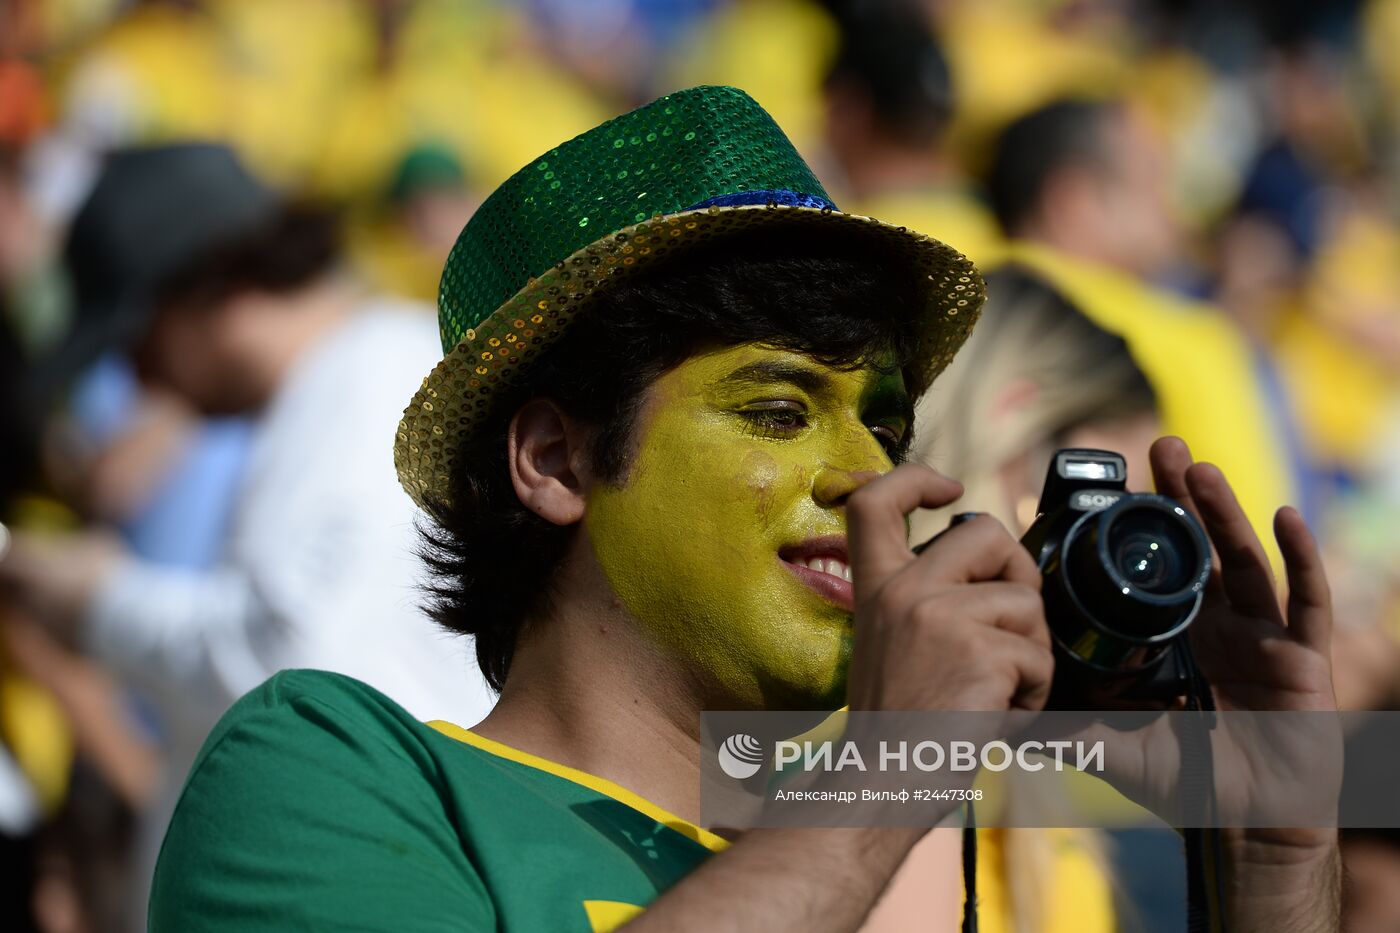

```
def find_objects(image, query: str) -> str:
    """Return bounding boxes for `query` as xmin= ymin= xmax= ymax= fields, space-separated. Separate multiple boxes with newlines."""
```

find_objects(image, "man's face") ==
xmin=136 ymin=294 xmax=267 ymax=414
xmin=585 ymin=344 xmax=912 ymax=711
xmin=1094 ymin=108 xmax=1180 ymax=276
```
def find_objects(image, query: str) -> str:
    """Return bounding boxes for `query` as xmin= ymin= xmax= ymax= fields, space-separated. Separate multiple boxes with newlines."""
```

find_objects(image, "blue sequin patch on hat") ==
xmin=687 ymin=189 xmax=837 ymax=211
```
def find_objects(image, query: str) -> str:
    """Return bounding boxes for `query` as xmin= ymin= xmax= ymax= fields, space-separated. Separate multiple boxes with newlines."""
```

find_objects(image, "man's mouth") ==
xmin=778 ymin=537 xmax=854 ymax=612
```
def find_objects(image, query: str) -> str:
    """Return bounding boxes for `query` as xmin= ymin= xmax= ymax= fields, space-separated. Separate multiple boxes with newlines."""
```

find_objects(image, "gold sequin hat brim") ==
xmin=395 ymin=202 xmax=984 ymax=510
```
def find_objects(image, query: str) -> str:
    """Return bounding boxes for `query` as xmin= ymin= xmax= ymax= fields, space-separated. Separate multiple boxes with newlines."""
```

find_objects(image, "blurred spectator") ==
xmin=1208 ymin=41 xmax=1400 ymax=708
xmin=57 ymin=0 xmax=228 ymax=151
xmin=911 ymin=269 xmax=1161 ymax=540
xmin=388 ymin=143 xmax=479 ymax=259
xmin=306 ymin=0 xmax=612 ymax=198
xmin=985 ymin=98 xmax=1297 ymax=572
xmin=1212 ymin=43 xmax=1384 ymax=487
xmin=0 ymin=315 xmax=51 ymax=933
xmin=2 ymin=310 xmax=156 ymax=933
xmin=821 ymin=0 xmax=1002 ymax=266
xmin=988 ymin=99 xmax=1180 ymax=281
xmin=932 ymin=0 xmax=1132 ymax=168
xmin=348 ymin=142 xmax=481 ymax=303
xmin=0 ymin=143 xmax=496 ymax=928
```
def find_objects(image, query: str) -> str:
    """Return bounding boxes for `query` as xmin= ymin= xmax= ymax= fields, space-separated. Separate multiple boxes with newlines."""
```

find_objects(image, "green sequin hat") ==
xmin=395 ymin=86 xmax=985 ymax=509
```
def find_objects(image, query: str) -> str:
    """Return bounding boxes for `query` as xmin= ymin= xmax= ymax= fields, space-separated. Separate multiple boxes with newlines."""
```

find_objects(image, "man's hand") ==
xmin=1079 ymin=437 xmax=1341 ymax=932
xmin=1151 ymin=437 xmax=1335 ymax=716
xmin=845 ymin=463 xmax=1054 ymax=714
xmin=1158 ymin=437 xmax=1339 ymax=927
xmin=1059 ymin=438 xmax=1339 ymax=806
xmin=0 ymin=525 xmax=128 ymax=646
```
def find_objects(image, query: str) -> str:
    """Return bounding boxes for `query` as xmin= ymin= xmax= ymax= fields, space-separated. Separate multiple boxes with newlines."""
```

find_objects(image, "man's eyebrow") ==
xmin=717 ymin=360 xmax=834 ymax=394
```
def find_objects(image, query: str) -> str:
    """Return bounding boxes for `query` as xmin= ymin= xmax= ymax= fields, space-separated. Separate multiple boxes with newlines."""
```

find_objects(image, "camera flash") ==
xmin=1062 ymin=459 xmax=1120 ymax=481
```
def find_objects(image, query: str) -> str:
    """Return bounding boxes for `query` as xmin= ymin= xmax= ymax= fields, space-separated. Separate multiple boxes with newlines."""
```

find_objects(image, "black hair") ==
xmin=822 ymin=0 xmax=954 ymax=146
xmin=156 ymin=203 xmax=341 ymax=313
xmin=420 ymin=229 xmax=928 ymax=691
xmin=986 ymin=100 xmax=1118 ymax=235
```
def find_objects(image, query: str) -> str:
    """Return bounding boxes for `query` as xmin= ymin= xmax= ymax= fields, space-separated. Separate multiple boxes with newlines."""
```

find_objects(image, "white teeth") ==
xmin=799 ymin=557 xmax=850 ymax=582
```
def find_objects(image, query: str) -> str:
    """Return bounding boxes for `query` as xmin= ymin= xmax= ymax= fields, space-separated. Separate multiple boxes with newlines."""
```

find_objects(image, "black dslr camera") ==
xmin=1020 ymin=449 xmax=1213 ymax=709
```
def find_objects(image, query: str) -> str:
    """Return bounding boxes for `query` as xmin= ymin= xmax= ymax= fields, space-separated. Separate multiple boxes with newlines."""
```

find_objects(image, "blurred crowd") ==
xmin=2 ymin=0 xmax=1400 ymax=931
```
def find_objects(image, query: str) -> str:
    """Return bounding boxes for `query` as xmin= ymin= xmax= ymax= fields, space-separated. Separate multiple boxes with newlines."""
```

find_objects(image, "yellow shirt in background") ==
xmin=1277 ymin=210 xmax=1400 ymax=470
xmin=854 ymin=185 xmax=1004 ymax=270
xmin=59 ymin=4 xmax=228 ymax=143
xmin=938 ymin=0 xmax=1130 ymax=170
xmin=998 ymin=242 xmax=1296 ymax=573
xmin=976 ymin=828 xmax=1115 ymax=933
xmin=210 ymin=0 xmax=375 ymax=188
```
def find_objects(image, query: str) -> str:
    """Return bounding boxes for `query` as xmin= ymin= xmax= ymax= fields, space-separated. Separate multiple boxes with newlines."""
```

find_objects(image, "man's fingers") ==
xmin=906 ymin=515 xmax=1042 ymax=590
xmin=847 ymin=464 xmax=964 ymax=594
xmin=1148 ymin=436 xmax=1202 ymax=522
xmin=906 ymin=582 xmax=1050 ymax=650
xmin=1186 ymin=463 xmax=1283 ymax=624
xmin=1275 ymin=506 xmax=1333 ymax=653
xmin=986 ymin=627 xmax=1056 ymax=712
xmin=1149 ymin=437 xmax=1225 ymax=600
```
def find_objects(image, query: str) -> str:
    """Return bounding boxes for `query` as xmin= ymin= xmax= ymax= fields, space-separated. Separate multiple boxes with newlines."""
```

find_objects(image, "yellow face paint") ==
xmin=586 ymin=344 xmax=911 ymax=710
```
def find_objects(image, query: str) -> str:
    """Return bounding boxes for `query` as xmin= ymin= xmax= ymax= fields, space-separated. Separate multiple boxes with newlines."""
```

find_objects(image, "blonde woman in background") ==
xmin=864 ymin=268 xmax=1165 ymax=933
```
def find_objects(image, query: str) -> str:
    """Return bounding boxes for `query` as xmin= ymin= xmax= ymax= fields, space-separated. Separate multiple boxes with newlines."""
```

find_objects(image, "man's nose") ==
xmin=812 ymin=468 xmax=882 ymax=508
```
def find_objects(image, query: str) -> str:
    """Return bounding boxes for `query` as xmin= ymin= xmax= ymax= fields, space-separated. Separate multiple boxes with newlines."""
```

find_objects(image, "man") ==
xmin=148 ymin=88 xmax=1338 ymax=931
xmin=987 ymin=100 xmax=1181 ymax=283
xmin=985 ymin=98 xmax=1298 ymax=573
xmin=0 ymin=144 xmax=495 ymax=920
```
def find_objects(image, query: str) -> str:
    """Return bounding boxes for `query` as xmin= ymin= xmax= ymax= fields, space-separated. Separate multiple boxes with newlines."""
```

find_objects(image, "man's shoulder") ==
xmin=162 ymin=669 xmax=469 ymax=870
xmin=152 ymin=669 xmax=499 ymax=929
xmin=192 ymin=669 xmax=432 ymax=773
xmin=230 ymin=667 xmax=410 ymax=716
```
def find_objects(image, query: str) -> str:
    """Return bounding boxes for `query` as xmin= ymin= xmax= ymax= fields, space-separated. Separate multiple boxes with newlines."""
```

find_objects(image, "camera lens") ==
xmin=1059 ymin=496 xmax=1211 ymax=648
xmin=1106 ymin=510 xmax=1196 ymax=595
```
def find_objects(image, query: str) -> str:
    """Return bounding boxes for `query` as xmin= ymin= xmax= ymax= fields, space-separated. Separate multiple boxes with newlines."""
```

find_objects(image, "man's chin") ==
xmin=760 ymin=641 xmax=851 ymax=712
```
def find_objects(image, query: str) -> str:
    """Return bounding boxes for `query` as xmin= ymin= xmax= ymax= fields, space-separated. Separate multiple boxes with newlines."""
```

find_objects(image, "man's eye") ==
xmin=870 ymin=425 xmax=905 ymax=458
xmin=739 ymin=405 xmax=807 ymax=438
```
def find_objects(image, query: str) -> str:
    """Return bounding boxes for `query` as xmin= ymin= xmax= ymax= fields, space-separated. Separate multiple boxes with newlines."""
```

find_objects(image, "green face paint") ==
xmin=586 ymin=344 xmax=912 ymax=710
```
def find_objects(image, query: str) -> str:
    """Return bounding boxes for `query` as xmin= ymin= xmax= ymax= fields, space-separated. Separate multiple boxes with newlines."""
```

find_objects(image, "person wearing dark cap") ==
xmin=350 ymin=142 xmax=481 ymax=304
xmin=0 ymin=143 xmax=496 ymax=917
xmin=143 ymin=88 xmax=1339 ymax=933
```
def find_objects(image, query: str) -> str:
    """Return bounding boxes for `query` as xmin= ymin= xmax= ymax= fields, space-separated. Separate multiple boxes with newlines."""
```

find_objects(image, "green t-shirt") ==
xmin=149 ymin=669 xmax=727 ymax=932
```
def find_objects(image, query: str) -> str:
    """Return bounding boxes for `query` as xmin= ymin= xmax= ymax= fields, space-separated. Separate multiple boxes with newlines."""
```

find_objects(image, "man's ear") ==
xmin=507 ymin=398 xmax=590 ymax=526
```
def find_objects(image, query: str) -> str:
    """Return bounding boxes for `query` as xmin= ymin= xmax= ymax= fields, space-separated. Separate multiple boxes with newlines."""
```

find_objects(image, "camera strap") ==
xmin=961 ymin=802 xmax=978 ymax=933
xmin=955 ymin=640 xmax=1230 ymax=933
xmin=1177 ymin=639 xmax=1228 ymax=933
